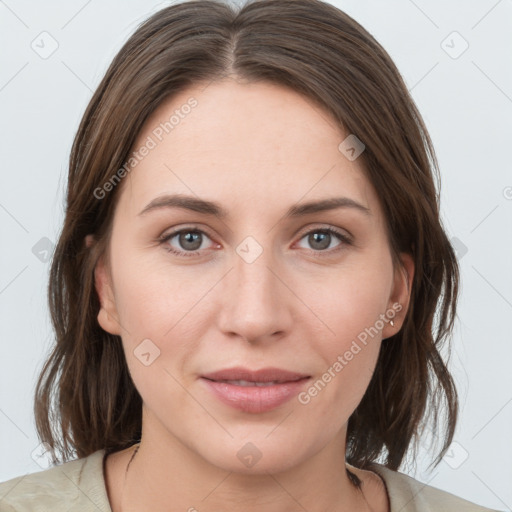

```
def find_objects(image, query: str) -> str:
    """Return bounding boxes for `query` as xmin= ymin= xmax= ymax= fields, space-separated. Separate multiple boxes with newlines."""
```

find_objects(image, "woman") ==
xmin=0 ymin=0 xmax=502 ymax=510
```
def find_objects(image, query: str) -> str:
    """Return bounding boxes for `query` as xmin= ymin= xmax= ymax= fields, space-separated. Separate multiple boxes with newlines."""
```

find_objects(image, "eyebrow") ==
xmin=138 ymin=194 xmax=371 ymax=218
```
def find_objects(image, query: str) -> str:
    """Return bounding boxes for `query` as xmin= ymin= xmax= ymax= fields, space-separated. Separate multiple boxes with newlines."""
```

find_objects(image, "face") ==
xmin=93 ymin=78 xmax=414 ymax=474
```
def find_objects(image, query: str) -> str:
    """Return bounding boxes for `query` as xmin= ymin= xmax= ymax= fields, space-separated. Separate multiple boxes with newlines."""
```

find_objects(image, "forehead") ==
xmin=117 ymin=79 xmax=381 ymax=222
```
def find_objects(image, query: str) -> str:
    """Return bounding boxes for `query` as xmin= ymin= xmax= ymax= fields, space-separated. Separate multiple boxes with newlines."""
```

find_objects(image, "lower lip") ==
xmin=201 ymin=377 xmax=310 ymax=413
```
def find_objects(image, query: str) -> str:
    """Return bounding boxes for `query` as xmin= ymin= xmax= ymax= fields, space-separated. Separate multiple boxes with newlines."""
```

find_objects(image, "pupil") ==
xmin=177 ymin=231 xmax=331 ymax=252
xmin=310 ymin=232 xmax=329 ymax=250
xmin=181 ymin=231 xmax=201 ymax=250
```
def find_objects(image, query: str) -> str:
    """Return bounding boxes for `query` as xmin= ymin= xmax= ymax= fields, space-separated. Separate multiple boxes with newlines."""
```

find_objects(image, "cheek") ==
xmin=301 ymin=260 xmax=391 ymax=408
xmin=110 ymin=253 xmax=207 ymax=383
xmin=298 ymin=342 xmax=380 ymax=439
xmin=114 ymin=271 xmax=198 ymax=414
xmin=111 ymin=249 xmax=203 ymax=337
xmin=310 ymin=261 xmax=392 ymax=348
xmin=299 ymin=297 xmax=384 ymax=425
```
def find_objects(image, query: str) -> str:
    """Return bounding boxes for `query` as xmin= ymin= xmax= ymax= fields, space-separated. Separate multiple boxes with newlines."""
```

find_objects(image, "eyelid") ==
xmin=294 ymin=223 xmax=353 ymax=242
xmin=158 ymin=223 xmax=216 ymax=243
xmin=158 ymin=222 xmax=353 ymax=257
xmin=158 ymin=224 xmax=219 ymax=252
xmin=159 ymin=223 xmax=352 ymax=242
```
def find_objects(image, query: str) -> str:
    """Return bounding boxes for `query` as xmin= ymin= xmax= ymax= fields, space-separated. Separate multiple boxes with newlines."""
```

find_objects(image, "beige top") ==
xmin=0 ymin=449 xmax=502 ymax=511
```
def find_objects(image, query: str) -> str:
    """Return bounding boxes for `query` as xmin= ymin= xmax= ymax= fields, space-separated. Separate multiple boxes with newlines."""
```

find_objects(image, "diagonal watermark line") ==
xmin=267 ymin=163 xmax=337 ymax=234
xmin=0 ymin=452 xmax=104 ymax=511
xmin=471 ymin=470 xmax=511 ymax=511
xmin=0 ymin=202 xmax=29 ymax=233
xmin=409 ymin=62 xmax=439 ymax=92
xmin=111 ymin=314 xmax=132 ymax=337
xmin=407 ymin=0 xmax=439 ymax=29
xmin=472 ymin=61 xmax=512 ymax=105
xmin=200 ymin=470 xmax=233 ymax=502
xmin=163 ymin=267 xmax=234 ymax=337
xmin=470 ymin=204 xmax=499 ymax=233
xmin=61 ymin=61 xmax=93 ymax=92
xmin=0 ymin=62 xmax=29 ymax=92
xmin=0 ymin=1 xmax=29 ymax=28
xmin=265 ymin=266 xmax=336 ymax=336
xmin=415 ymin=469 xmax=439 ymax=482
xmin=0 ymin=266 xmax=28 ymax=295
xmin=162 ymin=367 xmax=234 ymax=438
xmin=471 ymin=266 xmax=512 ymax=309
xmin=394 ymin=470 xmax=439 ymax=512
xmin=198 ymin=74 xmax=225 ymax=96
xmin=265 ymin=410 xmax=294 ymax=438
xmin=164 ymin=163 xmax=234 ymax=235
xmin=59 ymin=470 xmax=104 ymax=511
xmin=0 ymin=441 xmax=96 ymax=506
xmin=471 ymin=0 xmax=504 ymax=30
xmin=0 ymin=472 xmax=28 ymax=504
xmin=0 ymin=408 xmax=29 ymax=439
xmin=61 ymin=0 xmax=92 ymax=29
xmin=264 ymin=472 xmax=310 ymax=512
xmin=472 ymin=396 xmax=512 ymax=439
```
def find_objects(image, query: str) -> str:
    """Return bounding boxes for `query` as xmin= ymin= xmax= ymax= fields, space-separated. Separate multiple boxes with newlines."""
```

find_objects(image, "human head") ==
xmin=35 ymin=0 xmax=459 ymax=474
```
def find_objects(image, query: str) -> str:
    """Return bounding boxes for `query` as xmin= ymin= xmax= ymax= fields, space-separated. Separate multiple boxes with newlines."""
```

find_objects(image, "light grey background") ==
xmin=1 ymin=0 xmax=511 ymax=509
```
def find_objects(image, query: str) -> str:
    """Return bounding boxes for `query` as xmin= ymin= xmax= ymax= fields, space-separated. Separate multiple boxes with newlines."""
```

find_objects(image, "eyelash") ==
xmin=158 ymin=225 xmax=353 ymax=258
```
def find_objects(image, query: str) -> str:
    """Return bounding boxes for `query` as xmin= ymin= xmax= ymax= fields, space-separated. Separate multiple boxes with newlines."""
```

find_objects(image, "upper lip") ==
xmin=201 ymin=367 xmax=310 ymax=383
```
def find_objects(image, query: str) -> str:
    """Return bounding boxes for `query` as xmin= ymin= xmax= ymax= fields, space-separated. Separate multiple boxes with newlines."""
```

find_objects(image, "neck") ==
xmin=116 ymin=435 xmax=374 ymax=512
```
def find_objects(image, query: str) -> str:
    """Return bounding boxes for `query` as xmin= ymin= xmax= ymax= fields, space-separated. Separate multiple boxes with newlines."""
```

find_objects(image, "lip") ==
xmin=201 ymin=366 xmax=309 ymax=383
xmin=200 ymin=366 xmax=310 ymax=413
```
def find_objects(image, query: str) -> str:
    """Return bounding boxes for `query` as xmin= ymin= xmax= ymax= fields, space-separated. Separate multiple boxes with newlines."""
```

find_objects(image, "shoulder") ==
xmin=0 ymin=449 xmax=110 ymax=512
xmin=369 ymin=463 xmax=503 ymax=512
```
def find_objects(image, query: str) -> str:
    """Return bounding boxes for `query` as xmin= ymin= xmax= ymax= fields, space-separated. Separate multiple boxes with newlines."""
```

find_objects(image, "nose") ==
xmin=216 ymin=243 xmax=294 ymax=344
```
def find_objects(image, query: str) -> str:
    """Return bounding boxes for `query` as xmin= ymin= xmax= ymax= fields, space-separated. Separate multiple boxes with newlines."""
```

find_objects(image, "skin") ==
xmin=92 ymin=78 xmax=414 ymax=512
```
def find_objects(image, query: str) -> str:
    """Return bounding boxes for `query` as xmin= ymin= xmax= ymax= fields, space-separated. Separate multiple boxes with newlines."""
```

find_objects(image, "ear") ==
xmin=382 ymin=252 xmax=415 ymax=339
xmin=86 ymin=234 xmax=122 ymax=336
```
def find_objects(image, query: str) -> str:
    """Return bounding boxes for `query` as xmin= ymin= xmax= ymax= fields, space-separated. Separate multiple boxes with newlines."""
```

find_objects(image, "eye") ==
xmin=295 ymin=227 xmax=352 ymax=254
xmin=159 ymin=227 xmax=217 ymax=257
xmin=158 ymin=225 xmax=352 ymax=258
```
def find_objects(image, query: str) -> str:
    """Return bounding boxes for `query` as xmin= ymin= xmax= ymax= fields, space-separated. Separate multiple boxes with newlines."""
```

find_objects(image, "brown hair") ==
xmin=35 ymin=0 xmax=459 ymax=481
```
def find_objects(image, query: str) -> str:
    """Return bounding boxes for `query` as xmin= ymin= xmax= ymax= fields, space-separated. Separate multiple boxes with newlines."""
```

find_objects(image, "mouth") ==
xmin=204 ymin=379 xmax=302 ymax=387
xmin=201 ymin=366 xmax=310 ymax=384
xmin=200 ymin=367 xmax=311 ymax=413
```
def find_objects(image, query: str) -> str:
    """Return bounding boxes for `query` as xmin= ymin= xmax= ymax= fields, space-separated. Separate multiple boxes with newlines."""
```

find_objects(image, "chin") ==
xmin=193 ymin=433 xmax=314 ymax=476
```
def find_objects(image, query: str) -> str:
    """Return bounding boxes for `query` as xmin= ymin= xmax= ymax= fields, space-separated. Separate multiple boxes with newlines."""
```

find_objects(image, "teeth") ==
xmin=221 ymin=379 xmax=280 ymax=387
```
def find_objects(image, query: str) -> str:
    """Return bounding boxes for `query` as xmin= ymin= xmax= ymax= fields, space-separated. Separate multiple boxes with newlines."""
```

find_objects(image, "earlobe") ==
xmin=93 ymin=251 xmax=122 ymax=336
xmin=384 ymin=252 xmax=415 ymax=338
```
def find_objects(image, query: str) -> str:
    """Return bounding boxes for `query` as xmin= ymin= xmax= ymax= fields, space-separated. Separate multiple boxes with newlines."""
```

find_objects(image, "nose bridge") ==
xmin=217 ymin=236 xmax=292 ymax=342
xmin=235 ymin=250 xmax=275 ymax=304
